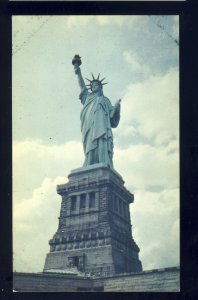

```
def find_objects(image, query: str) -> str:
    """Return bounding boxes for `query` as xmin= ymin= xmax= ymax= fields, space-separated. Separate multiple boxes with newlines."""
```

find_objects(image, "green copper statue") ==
xmin=72 ymin=55 xmax=121 ymax=169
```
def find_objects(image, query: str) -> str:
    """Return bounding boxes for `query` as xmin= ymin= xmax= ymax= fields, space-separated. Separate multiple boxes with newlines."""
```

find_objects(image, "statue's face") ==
xmin=91 ymin=81 xmax=101 ymax=93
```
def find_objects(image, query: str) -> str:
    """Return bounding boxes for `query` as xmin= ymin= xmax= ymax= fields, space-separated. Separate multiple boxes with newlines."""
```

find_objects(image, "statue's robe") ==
xmin=79 ymin=88 xmax=120 ymax=169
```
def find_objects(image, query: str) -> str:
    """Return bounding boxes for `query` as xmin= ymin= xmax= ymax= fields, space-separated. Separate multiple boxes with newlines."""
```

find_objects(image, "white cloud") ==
xmin=66 ymin=16 xmax=95 ymax=29
xmin=123 ymin=50 xmax=152 ymax=78
xmin=13 ymin=139 xmax=84 ymax=202
xmin=65 ymin=15 xmax=149 ymax=29
xmin=131 ymin=188 xmax=179 ymax=270
xmin=13 ymin=177 xmax=64 ymax=272
xmin=13 ymin=139 xmax=83 ymax=162
xmin=117 ymin=67 xmax=179 ymax=146
xmin=120 ymin=125 xmax=138 ymax=137
xmin=114 ymin=142 xmax=179 ymax=191
xmin=96 ymin=16 xmax=148 ymax=27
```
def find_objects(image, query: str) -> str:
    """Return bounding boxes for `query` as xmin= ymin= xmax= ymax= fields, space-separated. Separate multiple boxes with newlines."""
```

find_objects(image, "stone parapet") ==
xmin=13 ymin=267 xmax=180 ymax=292
xmin=94 ymin=266 xmax=180 ymax=292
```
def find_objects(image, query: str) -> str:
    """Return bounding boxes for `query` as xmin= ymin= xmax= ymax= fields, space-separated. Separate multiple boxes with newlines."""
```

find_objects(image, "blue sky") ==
xmin=13 ymin=15 xmax=179 ymax=273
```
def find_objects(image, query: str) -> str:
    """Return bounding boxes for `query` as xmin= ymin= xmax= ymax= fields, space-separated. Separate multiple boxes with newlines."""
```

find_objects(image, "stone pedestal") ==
xmin=44 ymin=163 xmax=142 ymax=276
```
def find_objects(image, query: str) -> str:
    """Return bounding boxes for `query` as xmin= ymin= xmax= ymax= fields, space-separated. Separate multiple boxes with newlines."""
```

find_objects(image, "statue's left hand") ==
xmin=115 ymin=99 xmax=121 ymax=108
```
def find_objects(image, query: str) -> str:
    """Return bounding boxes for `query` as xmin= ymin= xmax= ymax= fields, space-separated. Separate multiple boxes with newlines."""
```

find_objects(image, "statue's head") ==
xmin=90 ymin=80 xmax=102 ymax=93
xmin=86 ymin=73 xmax=108 ymax=94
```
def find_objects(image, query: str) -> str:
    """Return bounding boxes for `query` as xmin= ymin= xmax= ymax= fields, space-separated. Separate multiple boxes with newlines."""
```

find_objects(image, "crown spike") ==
xmin=102 ymin=82 xmax=108 ymax=86
xmin=100 ymin=77 xmax=106 ymax=82
xmin=97 ymin=73 xmax=100 ymax=80
xmin=91 ymin=73 xmax=95 ymax=80
xmin=85 ymin=78 xmax=92 ymax=82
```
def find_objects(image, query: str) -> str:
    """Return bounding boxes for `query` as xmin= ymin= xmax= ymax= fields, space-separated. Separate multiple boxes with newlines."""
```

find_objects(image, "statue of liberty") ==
xmin=72 ymin=55 xmax=121 ymax=169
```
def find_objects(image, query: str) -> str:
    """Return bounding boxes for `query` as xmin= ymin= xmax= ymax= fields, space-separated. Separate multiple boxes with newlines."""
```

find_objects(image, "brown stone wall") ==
xmin=94 ymin=267 xmax=180 ymax=292
xmin=13 ymin=267 xmax=180 ymax=292
xmin=13 ymin=272 xmax=94 ymax=292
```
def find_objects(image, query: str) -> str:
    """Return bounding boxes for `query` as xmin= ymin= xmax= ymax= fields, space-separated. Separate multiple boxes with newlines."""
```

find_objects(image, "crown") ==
xmin=85 ymin=73 xmax=108 ymax=90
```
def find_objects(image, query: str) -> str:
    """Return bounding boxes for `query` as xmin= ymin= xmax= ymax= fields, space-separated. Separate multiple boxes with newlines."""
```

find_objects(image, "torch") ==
xmin=72 ymin=54 xmax=82 ymax=72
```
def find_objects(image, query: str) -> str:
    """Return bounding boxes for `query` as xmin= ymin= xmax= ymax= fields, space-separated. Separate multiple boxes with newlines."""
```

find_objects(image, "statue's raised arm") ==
xmin=72 ymin=55 xmax=86 ymax=91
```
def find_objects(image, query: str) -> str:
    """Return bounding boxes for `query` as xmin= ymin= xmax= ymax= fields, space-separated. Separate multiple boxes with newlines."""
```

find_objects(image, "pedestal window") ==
xmin=80 ymin=194 xmax=86 ymax=209
xmin=71 ymin=195 xmax=77 ymax=211
xmin=89 ymin=192 xmax=95 ymax=208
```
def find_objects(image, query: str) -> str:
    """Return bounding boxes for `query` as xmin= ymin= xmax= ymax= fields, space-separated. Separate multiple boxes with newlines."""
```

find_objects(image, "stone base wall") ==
xmin=13 ymin=267 xmax=180 ymax=292
xmin=13 ymin=272 xmax=95 ymax=292
xmin=94 ymin=267 xmax=180 ymax=292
